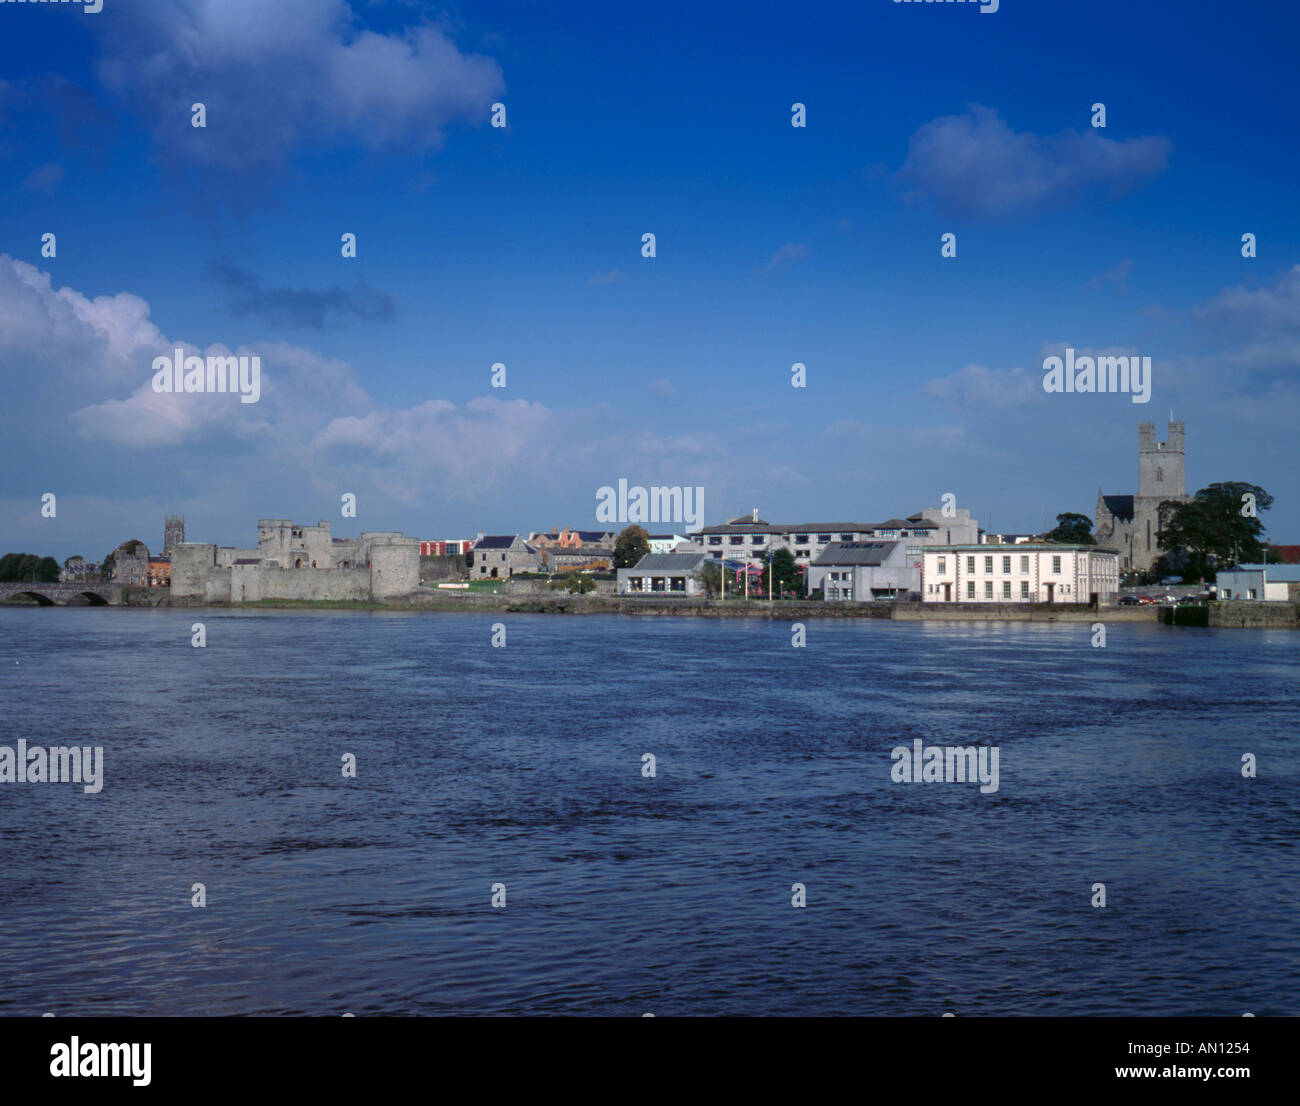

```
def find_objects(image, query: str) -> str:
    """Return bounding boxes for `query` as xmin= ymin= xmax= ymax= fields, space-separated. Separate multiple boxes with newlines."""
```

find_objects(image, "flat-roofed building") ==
xmin=1216 ymin=563 xmax=1300 ymax=601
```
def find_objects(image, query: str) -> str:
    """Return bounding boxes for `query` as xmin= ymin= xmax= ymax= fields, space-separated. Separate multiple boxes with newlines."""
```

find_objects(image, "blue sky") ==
xmin=2 ymin=0 xmax=1298 ymax=561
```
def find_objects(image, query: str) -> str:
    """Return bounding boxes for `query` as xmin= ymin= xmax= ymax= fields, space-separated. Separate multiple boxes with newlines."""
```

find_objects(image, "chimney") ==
xmin=752 ymin=508 xmax=758 ymax=522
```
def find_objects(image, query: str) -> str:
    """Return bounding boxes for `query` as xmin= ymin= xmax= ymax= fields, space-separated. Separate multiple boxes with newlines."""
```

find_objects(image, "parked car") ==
xmin=1118 ymin=595 xmax=1142 ymax=606
xmin=1137 ymin=595 xmax=1159 ymax=605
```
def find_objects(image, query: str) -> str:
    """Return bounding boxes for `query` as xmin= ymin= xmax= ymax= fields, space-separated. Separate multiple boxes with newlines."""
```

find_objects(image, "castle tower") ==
xmin=163 ymin=514 xmax=185 ymax=557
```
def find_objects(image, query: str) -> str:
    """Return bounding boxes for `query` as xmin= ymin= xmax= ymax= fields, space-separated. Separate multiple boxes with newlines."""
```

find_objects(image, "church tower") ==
xmin=164 ymin=514 xmax=185 ymax=557
xmin=1137 ymin=420 xmax=1186 ymax=501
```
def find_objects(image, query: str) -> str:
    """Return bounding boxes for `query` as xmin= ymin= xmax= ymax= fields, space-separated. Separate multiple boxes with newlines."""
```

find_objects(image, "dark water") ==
xmin=0 ymin=607 xmax=1295 ymax=1016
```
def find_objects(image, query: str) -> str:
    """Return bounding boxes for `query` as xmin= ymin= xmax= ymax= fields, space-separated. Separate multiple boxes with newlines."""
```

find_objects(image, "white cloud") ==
xmin=897 ymin=105 xmax=1171 ymax=218
xmin=93 ymin=0 xmax=505 ymax=169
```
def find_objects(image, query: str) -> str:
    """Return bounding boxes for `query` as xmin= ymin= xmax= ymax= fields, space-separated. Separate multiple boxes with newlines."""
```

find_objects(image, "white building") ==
xmin=921 ymin=544 xmax=1119 ymax=604
xmin=1216 ymin=564 xmax=1300 ymax=601
xmin=697 ymin=506 xmax=981 ymax=569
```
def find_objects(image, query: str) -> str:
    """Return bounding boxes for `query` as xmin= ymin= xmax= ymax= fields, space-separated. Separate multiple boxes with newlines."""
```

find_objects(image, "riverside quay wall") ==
xmin=398 ymin=594 xmax=1160 ymax=619
xmin=1161 ymin=601 xmax=1300 ymax=629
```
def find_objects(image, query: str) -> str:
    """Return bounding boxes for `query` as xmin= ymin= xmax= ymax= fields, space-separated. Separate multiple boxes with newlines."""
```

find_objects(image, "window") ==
xmin=1002 ymin=556 xmax=1011 ymax=573
xmin=1020 ymin=581 xmax=1029 ymax=598
xmin=937 ymin=557 xmax=947 ymax=575
xmin=966 ymin=556 xmax=975 ymax=573
xmin=751 ymin=535 xmax=766 ymax=544
xmin=984 ymin=581 xmax=993 ymax=598
xmin=630 ymin=577 xmax=643 ymax=592
xmin=1052 ymin=555 xmax=1061 ymax=574
xmin=729 ymin=536 xmax=744 ymax=545
xmin=795 ymin=534 xmax=809 ymax=544
xmin=670 ymin=577 xmax=686 ymax=592
xmin=795 ymin=549 xmax=809 ymax=559
xmin=817 ymin=534 xmax=832 ymax=544
xmin=984 ymin=556 xmax=993 ymax=573
xmin=708 ymin=536 xmax=722 ymax=545
xmin=1020 ymin=555 xmax=1029 ymax=573
xmin=1002 ymin=581 xmax=1011 ymax=599
xmin=651 ymin=577 xmax=665 ymax=592
xmin=1247 ymin=588 xmax=1257 ymax=599
xmin=840 ymin=533 xmax=854 ymax=542
xmin=966 ymin=581 xmax=975 ymax=598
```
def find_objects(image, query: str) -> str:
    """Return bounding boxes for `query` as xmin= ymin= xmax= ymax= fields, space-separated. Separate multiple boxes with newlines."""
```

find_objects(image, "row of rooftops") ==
xmin=696 ymin=514 xmax=937 ymax=535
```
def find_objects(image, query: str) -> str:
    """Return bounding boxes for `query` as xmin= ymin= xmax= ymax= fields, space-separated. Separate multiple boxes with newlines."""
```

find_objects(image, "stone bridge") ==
xmin=0 ymin=582 xmax=120 ymax=606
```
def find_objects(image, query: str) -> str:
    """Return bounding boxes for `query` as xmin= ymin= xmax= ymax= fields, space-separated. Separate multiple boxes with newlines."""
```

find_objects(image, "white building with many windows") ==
xmin=921 ymin=544 xmax=1119 ymax=604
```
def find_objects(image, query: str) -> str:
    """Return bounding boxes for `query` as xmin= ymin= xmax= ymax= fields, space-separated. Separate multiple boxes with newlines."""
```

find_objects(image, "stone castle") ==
xmin=171 ymin=518 xmax=419 ymax=603
xmin=1095 ymin=420 xmax=1190 ymax=573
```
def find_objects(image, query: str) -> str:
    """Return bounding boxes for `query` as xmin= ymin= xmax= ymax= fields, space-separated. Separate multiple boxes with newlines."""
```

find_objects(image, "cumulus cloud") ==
xmin=897 ymin=105 xmax=1172 ymax=218
xmin=92 ymin=0 xmax=505 ymax=169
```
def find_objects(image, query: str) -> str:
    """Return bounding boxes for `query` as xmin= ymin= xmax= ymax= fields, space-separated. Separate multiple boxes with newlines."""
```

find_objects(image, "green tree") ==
xmin=0 ymin=553 xmax=60 ymax=583
xmin=757 ymin=547 xmax=802 ymax=597
xmin=694 ymin=560 xmax=723 ymax=598
xmin=613 ymin=525 xmax=651 ymax=570
xmin=1044 ymin=512 xmax=1096 ymax=545
xmin=1158 ymin=481 xmax=1272 ymax=582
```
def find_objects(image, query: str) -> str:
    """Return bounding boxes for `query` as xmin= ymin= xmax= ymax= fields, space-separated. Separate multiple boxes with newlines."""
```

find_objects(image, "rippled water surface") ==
xmin=0 ymin=607 xmax=1296 ymax=1015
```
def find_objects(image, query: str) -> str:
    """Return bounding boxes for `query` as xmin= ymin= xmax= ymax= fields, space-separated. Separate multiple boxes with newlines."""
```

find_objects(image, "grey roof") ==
xmin=813 ymin=541 xmax=902 ymax=566
xmin=1102 ymin=495 xmax=1135 ymax=521
xmin=626 ymin=552 xmax=707 ymax=572
xmin=1225 ymin=564 xmax=1300 ymax=581
xmin=474 ymin=535 xmax=518 ymax=549
xmin=698 ymin=518 xmax=937 ymax=535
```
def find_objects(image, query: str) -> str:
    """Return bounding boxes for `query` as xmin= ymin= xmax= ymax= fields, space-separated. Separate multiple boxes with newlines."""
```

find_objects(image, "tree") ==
xmin=694 ymin=560 xmax=723 ymax=598
xmin=1158 ymin=481 xmax=1272 ymax=583
xmin=1044 ymin=512 xmax=1096 ymax=545
xmin=757 ymin=547 xmax=801 ymax=597
xmin=0 ymin=553 xmax=60 ymax=583
xmin=613 ymin=525 xmax=651 ymax=570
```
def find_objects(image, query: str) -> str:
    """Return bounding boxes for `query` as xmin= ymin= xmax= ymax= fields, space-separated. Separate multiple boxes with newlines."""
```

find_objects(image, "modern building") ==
xmin=419 ymin=539 xmax=473 ymax=557
xmin=617 ymin=552 xmax=708 ymax=596
xmin=647 ymin=533 xmax=696 ymax=554
xmin=469 ymin=534 xmax=543 ymax=577
xmin=806 ymin=541 xmax=917 ymax=600
xmin=1216 ymin=564 xmax=1300 ymax=601
xmin=696 ymin=506 xmax=981 ymax=568
xmin=921 ymin=544 xmax=1119 ymax=604
xmin=1095 ymin=421 xmax=1191 ymax=573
